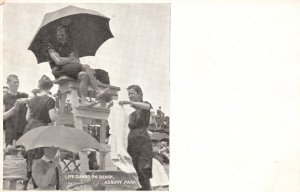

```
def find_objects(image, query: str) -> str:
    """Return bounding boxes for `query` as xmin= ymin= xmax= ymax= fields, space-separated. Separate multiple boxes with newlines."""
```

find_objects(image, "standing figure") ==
xmin=23 ymin=75 xmax=58 ymax=190
xmin=24 ymin=75 xmax=57 ymax=133
xmin=119 ymin=85 xmax=153 ymax=191
xmin=47 ymin=25 xmax=108 ymax=106
xmin=3 ymin=74 xmax=28 ymax=147
xmin=156 ymin=106 xmax=163 ymax=117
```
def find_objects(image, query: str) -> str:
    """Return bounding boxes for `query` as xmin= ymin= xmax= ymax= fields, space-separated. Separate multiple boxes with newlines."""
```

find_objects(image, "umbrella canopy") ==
xmin=16 ymin=125 xmax=107 ymax=153
xmin=150 ymin=132 xmax=169 ymax=141
xmin=29 ymin=5 xmax=113 ymax=64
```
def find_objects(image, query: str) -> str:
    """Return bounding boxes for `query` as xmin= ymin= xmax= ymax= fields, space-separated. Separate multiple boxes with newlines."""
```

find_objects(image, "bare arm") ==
xmin=48 ymin=98 xmax=58 ymax=122
xmin=24 ymin=98 xmax=32 ymax=121
xmin=49 ymin=108 xmax=58 ymax=122
xmin=48 ymin=49 xmax=79 ymax=66
xmin=3 ymin=106 xmax=17 ymax=120
xmin=3 ymin=99 xmax=28 ymax=120
xmin=26 ymin=107 xmax=31 ymax=121
xmin=118 ymin=101 xmax=151 ymax=110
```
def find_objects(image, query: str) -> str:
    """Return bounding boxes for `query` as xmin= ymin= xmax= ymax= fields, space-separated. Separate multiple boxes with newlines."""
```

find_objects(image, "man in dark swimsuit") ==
xmin=3 ymin=74 xmax=28 ymax=147
xmin=48 ymin=25 xmax=109 ymax=106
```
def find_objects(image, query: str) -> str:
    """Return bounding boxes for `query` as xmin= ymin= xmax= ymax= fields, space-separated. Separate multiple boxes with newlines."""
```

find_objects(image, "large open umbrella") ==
xmin=28 ymin=5 xmax=113 ymax=64
xmin=16 ymin=125 xmax=109 ymax=153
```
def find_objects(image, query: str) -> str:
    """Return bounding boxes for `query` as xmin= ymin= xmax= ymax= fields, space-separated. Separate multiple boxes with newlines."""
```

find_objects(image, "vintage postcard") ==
xmin=2 ymin=3 xmax=170 ymax=191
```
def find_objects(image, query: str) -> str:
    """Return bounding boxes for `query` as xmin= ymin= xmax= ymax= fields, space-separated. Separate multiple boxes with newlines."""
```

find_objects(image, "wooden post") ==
xmin=69 ymin=87 xmax=83 ymax=130
xmin=56 ymin=92 xmax=67 ymax=126
xmin=69 ymin=87 xmax=89 ymax=171
xmin=9 ymin=180 xmax=16 ymax=190
xmin=99 ymin=119 xmax=107 ymax=170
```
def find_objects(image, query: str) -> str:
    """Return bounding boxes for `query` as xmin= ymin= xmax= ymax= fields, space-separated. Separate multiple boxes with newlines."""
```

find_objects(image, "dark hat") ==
xmin=38 ymin=75 xmax=53 ymax=90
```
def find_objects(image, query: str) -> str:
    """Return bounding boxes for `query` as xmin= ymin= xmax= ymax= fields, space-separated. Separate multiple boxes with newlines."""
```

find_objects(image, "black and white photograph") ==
xmin=2 ymin=3 xmax=170 ymax=190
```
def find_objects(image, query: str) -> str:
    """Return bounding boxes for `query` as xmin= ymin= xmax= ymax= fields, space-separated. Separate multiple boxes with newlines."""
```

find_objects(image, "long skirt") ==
xmin=127 ymin=128 xmax=153 ymax=189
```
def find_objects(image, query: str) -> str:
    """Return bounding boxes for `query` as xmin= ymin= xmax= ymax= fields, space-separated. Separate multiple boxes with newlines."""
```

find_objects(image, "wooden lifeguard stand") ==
xmin=53 ymin=76 xmax=120 ymax=171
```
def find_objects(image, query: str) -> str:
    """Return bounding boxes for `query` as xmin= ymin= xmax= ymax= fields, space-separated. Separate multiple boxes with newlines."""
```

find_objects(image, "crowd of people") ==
xmin=150 ymin=107 xmax=170 ymax=181
xmin=3 ymin=74 xmax=61 ymax=190
xmin=3 ymin=74 xmax=169 ymax=190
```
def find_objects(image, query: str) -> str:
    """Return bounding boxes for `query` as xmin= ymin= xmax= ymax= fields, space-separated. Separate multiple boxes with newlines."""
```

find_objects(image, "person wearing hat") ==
xmin=32 ymin=147 xmax=63 ymax=190
xmin=23 ymin=75 xmax=58 ymax=190
xmin=24 ymin=75 xmax=57 ymax=133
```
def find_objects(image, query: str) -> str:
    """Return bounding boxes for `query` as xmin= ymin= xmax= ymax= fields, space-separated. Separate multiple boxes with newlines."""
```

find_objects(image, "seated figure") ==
xmin=48 ymin=25 xmax=109 ymax=106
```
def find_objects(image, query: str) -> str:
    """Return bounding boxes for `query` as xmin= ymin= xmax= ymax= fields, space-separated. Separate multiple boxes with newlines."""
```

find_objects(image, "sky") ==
xmin=3 ymin=3 xmax=170 ymax=115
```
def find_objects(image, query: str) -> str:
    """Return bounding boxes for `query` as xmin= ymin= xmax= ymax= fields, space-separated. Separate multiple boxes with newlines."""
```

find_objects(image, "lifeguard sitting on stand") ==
xmin=48 ymin=25 xmax=109 ymax=106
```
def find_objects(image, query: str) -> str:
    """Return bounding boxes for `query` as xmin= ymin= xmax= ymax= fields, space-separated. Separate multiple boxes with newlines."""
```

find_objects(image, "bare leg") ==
xmin=78 ymin=71 xmax=89 ymax=104
xmin=81 ymin=65 xmax=102 ymax=92
xmin=81 ymin=64 xmax=110 ymax=100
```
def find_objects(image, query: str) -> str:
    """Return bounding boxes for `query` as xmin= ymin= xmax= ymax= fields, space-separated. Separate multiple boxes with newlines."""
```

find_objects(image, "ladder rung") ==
xmin=75 ymin=106 xmax=110 ymax=119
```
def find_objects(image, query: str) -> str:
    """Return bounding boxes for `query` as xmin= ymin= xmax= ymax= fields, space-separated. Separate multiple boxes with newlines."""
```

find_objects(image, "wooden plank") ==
xmin=56 ymin=92 xmax=68 ymax=126
xmin=9 ymin=180 xmax=16 ymax=190
xmin=99 ymin=120 xmax=108 ymax=170
xmin=75 ymin=106 xmax=110 ymax=120
xmin=54 ymin=76 xmax=120 ymax=95
xmin=60 ymin=81 xmax=120 ymax=97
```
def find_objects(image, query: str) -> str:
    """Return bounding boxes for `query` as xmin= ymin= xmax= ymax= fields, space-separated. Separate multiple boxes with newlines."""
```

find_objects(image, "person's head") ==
xmin=3 ymin=86 xmax=9 ymax=94
xmin=159 ymin=106 xmax=161 ymax=109
xmin=38 ymin=75 xmax=53 ymax=91
xmin=7 ymin=74 xmax=19 ymax=92
xmin=127 ymin=85 xmax=143 ymax=102
xmin=44 ymin=147 xmax=58 ymax=159
xmin=55 ymin=25 xmax=68 ymax=45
